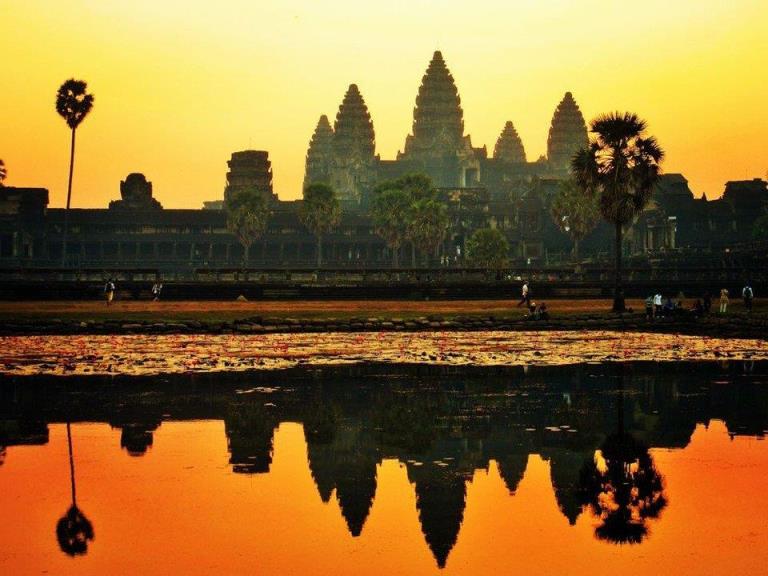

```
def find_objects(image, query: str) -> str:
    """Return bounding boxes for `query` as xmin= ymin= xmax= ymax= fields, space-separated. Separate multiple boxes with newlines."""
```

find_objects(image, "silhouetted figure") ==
xmin=104 ymin=278 xmax=115 ymax=306
xmin=703 ymin=291 xmax=712 ymax=313
xmin=742 ymin=284 xmax=754 ymax=313
xmin=56 ymin=422 xmax=94 ymax=556
xmin=516 ymin=281 xmax=530 ymax=307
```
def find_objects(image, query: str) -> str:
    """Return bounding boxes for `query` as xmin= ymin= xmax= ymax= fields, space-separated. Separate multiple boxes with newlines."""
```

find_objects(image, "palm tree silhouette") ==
xmin=55 ymin=79 xmax=94 ymax=266
xmin=572 ymin=112 xmax=664 ymax=312
xmin=578 ymin=375 xmax=667 ymax=543
xmin=56 ymin=422 xmax=94 ymax=556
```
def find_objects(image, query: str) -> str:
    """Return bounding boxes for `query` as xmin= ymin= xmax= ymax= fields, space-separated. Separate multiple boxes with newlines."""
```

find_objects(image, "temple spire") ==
xmin=330 ymin=84 xmax=376 ymax=207
xmin=402 ymin=50 xmax=465 ymax=158
xmin=303 ymin=114 xmax=334 ymax=190
xmin=546 ymin=91 xmax=588 ymax=171
xmin=493 ymin=121 xmax=526 ymax=163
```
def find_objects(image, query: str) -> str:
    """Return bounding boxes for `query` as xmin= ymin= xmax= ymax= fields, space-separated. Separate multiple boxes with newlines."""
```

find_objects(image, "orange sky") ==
xmin=1 ymin=0 xmax=767 ymax=208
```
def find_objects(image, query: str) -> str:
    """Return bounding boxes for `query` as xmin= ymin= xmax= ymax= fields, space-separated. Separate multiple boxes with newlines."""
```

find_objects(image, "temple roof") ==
xmin=546 ymin=92 xmax=588 ymax=170
xmin=304 ymin=115 xmax=334 ymax=189
xmin=403 ymin=51 xmax=465 ymax=158
xmin=493 ymin=121 xmax=526 ymax=163
xmin=333 ymin=84 xmax=375 ymax=161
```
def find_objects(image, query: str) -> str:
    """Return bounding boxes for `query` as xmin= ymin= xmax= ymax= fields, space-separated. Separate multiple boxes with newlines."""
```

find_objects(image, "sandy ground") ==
xmin=1 ymin=330 xmax=766 ymax=376
xmin=1 ymin=298 xmax=762 ymax=321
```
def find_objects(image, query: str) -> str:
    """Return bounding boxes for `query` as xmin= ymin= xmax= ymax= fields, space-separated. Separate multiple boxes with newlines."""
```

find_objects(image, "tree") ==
xmin=56 ymin=79 xmax=94 ymax=266
xmin=752 ymin=212 xmax=768 ymax=240
xmin=370 ymin=188 xmax=411 ymax=267
xmin=300 ymin=183 xmax=340 ymax=268
xmin=56 ymin=422 xmax=95 ymax=556
xmin=407 ymin=198 xmax=450 ymax=267
xmin=225 ymin=188 xmax=270 ymax=265
xmin=572 ymin=112 xmax=664 ymax=312
xmin=0 ymin=159 xmax=6 ymax=186
xmin=550 ymin=178 xmax=601 ymax=261
xmin=466 ymin=228 xmax=509 ymax=269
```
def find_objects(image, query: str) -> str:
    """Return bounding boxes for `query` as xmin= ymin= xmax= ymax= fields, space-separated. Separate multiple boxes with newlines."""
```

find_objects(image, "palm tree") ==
xmin=56 ymin=422 xmax=95 ymax=556
xmin=370 ymin=188 xmax=411 ymax=267
xmin=0 ymin=159 xmax=6 ymax=186
xmin=224 ymin=187 xmax=270 ymax=265
xmin=300 ymin=183 xmax=341 ymax=268
xmin=572 ymin=112 xmax=664 ymax=312
xmin=550 ymin=178 xmax=601 ymax=262
xmin=466 ymin=228 xmax=510 ymax=270
xmin=407 ymin=198 xmax=450 ymax=267
xmin=56 ymin=79 xmax=94 ymax=266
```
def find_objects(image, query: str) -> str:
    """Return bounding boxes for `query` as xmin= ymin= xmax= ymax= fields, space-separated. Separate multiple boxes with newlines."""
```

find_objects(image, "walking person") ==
xmin=719 ymin=287 xmax=729 ymax=313
xmin=152 ymin=282 xmax=163 ymax=302
xmin=517 ymin=281 xmax=530 ymax=308
xmin=104 ymin=278 xmax=116 ymax=306
xmin=742 ymin=283 xmax=754 ymax=313
xmin=653 ymin=292 xmax=663 ymax=318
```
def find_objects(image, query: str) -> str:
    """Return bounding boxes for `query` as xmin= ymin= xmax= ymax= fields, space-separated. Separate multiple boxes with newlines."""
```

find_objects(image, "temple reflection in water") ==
xmin=1 ymin=361 xmax=767 ymax=569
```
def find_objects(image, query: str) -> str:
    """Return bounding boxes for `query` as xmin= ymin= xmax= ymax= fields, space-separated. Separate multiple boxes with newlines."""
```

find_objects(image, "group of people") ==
xmin=102 ymin=279 xmax=163 ymax=305
xmin=644 ymin=283 xmax=755 ymax=319
xmin=516 ymin=281 xmax=549 ymax=321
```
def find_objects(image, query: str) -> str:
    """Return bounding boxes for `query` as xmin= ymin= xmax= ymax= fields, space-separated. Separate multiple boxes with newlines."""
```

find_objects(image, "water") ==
xmin=1 ymin=362 xmax=767 ymax=575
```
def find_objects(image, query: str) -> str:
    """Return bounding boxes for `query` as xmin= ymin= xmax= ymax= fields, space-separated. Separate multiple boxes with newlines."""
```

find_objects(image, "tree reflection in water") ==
xmin=56 ymin=422 xmax=94 ymax=556
xmin=578 ymin=377 xmax=667 ymax=544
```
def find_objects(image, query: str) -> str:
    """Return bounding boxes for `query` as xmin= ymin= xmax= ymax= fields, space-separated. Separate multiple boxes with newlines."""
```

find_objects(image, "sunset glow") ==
xmin=2 ymin=0 xmax=766 ymax=208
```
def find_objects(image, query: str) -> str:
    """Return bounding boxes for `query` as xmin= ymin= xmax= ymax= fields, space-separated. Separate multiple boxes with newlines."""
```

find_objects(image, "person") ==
xmin=653 ymin=292 xmax=663 ymax=318
xmin=104 ymin=278 xmax=116 ymax=306
xmin=692 ymin=299 xmax=704 ymax=317
xmin=537 ymin=302 xmax=549 ymax=321
xmin=719 ymin=287 xmax=729 ymax=313
xmin=152 ymin=282 xmax=163 ymax=302
xmin=663 ymin=296 xmax=675 ymax=317
xmin=517 ymin=281 xmax=530 ymax=308
xmin=702 ymin=291 xmax=712 ymax=314
xmin=742 ymin=283 xmax=754 ymax=313
xmin=644 ymin=295 xmax=654 ymax=320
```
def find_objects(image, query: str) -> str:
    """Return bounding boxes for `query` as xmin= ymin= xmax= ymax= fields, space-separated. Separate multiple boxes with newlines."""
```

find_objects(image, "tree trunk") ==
xmin=573 ymin=237 xmax=580 ymax=263
xmin=66 ymin=421 xmax=77 ymax=506
xmin=613 ymin=221 xmax=625 ymax=312
xmin=410 ymin=242 xmax=416 ymax=267
xmin=392 ymin=244 xmax=399 ymax=268
xmin=316 ymin=234 xmax=322 ymax=268
xmin=244 ymin=243 xmax=250 ymax=267
xmin=61 ymin=128 xmax=76 ymax=267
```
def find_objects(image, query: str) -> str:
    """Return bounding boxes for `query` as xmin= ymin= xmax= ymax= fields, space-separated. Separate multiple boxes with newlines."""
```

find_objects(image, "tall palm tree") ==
xmin=370 ymin=188 xmax=411 ymax=267
xmin=224 ymin=187 xmax=270 ymax=265
xmin=56 ymin=79 xmax=94 ymax=266
xmin=549 ymin=178 xmax=601 ymax=262
xmin=300 ymin=183 xmax=341 ymax=268
xmin=572 ymin=112 xmax=664 ymax=312
xmin=56 ymin=422 xmax=95 ymax=556
xmin=407 ymin=198 xmax=450 ymax=267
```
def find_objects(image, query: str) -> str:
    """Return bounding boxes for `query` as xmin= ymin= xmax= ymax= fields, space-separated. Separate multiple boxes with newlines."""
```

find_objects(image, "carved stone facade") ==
xmin=224 ymin=150 xmax=276 ymax=205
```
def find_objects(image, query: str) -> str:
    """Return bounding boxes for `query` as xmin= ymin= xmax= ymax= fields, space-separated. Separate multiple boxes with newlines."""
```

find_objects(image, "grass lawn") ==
xmin=0 ymin=298 xmax=764 ymax=323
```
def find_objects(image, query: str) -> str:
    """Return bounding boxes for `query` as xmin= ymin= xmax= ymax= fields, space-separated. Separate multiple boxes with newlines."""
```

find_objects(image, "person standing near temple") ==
xmin=517 ymin=281 xmax=530 ymax=308
xmin=152 ymin=282 xmax=163 ymax=302
xmin=104 ymin=278 xmax=116 ymax=306
xmin=742 ymin=283 xmax=754 ymax=313
xmin=719 ymin=287 xmax=729 ymax=313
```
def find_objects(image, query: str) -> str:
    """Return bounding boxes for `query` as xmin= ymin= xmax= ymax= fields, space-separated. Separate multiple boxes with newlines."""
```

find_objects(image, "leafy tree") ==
xmin=466 ymin=228 xmax=509 ymax=269
xmin=0 ymin=159 xmax=6 ymax=186
xmin=550 ymin=178 xmax=601 ymax=261
xmin=572 ymin=112 xmax=664 ymax=312
xmin=300 ymin=183 xmax=341 ymax=268
xmin=407 ymin=198 xmax=450 ymax=267
xmin=370 ymin=188 xmax=411 ymax=266
xmin=225 ymin=188 xmax=270 ymax=265
xmin=55 ymin=79 xmax=94 ymax=266
xmin=752 ymin=212 xmax=768 ymax=240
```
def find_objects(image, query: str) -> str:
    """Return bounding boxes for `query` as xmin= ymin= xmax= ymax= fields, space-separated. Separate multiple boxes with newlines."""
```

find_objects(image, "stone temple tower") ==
xmin=546 ymin=92 xmax=588 ymax=172
xmin=304 ymin=114 xmax=334 ymax=191
xmin=330 ymin=84 xmax=376 ymax=208
xmin=399 ymin=51 xmax=478 ymax=187
xmin=493 ymin=121 xmax=526 ymax=164
xmin=224 ymin=150 xmax=276 ymax=204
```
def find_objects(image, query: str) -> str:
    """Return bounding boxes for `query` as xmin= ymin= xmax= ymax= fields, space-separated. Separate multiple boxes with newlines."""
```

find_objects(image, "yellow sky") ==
xmin=1 ymin=0 xmax=766 ymax=208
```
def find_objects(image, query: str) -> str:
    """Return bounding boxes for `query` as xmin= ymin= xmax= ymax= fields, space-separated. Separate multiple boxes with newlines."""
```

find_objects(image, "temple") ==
xmin=0 ymin=51 xmax=767 ymax=270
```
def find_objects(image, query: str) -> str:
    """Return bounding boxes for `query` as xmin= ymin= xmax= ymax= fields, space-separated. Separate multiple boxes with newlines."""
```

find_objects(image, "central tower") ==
xmin=399 ymin=51 xmax=479 ymax=187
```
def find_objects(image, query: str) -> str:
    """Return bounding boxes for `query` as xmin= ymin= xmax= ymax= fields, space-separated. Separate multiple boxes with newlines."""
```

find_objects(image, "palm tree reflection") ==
xmin=56 ymin=422 xmax=94 ymax=556
xmin=578 ymin=380 xmax=667 ymax=544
